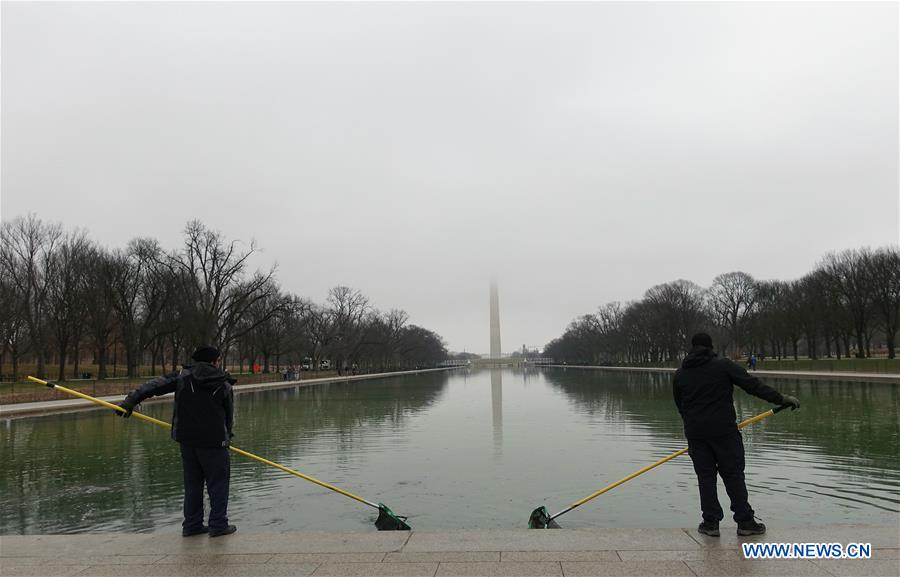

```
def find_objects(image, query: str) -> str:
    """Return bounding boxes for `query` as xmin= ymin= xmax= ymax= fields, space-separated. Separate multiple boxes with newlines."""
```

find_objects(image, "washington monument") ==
xmin=490 ymin=281 xmax=501 ymax=358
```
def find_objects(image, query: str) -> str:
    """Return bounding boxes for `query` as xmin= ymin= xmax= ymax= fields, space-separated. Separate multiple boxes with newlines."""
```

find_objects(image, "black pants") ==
xmin=687 ymin=431 xmax=754 ymax=523
xmin=179 ymin=444 xmax=230 ymax=531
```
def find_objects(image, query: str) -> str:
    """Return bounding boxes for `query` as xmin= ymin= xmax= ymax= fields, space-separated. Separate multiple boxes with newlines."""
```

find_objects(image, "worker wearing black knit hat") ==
xmin=674 ymin=333 xmax=800 ymax=538
xmin=116 ymin=345 xmax=237 ymax=537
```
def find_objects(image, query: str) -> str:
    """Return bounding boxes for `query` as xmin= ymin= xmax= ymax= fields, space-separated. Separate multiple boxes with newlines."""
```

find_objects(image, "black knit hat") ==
xmin=192 ymin=345 xmax=221 ymax=363
xmin=691 ymin=333 xmax=713 ymax=348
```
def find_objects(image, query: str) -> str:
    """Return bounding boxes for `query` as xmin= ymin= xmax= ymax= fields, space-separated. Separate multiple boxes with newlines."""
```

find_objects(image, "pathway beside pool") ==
xmin=1 ymin=525 xmax=897 ymax=576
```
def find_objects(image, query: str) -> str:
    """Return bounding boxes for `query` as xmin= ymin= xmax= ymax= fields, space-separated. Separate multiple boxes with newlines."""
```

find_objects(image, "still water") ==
xmin=2 ymin=368 xmax=898 ymax=533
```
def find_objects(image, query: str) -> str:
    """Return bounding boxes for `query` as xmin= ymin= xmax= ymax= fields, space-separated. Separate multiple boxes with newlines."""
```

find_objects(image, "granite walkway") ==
xmin=1 ymin=526 xmax=898 ymax=577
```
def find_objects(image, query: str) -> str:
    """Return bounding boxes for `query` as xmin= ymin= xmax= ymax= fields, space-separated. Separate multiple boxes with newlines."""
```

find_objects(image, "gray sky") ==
xmin=2 ymin=2 xmax=898 ymax=353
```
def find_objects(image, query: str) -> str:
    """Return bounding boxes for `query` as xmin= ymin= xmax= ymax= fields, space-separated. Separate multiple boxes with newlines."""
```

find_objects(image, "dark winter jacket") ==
xmin=673 ymin=346 xmax=784 ymax=439
xmin=124 ymin=362 xmax=236 ymax=448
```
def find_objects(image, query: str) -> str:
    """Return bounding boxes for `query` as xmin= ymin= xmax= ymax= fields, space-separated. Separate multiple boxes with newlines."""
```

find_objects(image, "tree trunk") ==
xmin=57 ymin=341 xmax=68 ymax=382
xmin=73 ymin=342 xmax=80 ymax=379
xmin=887 ymin=332 xmax=896 ymax=359
xmin=807 ymin=333 xmax=817 ymax=360
xmin=36 ymin=349 xmax=46 ymax=380
xmin=792 ymin=339 xmax=799 ymax=360
xmin=98 ymin=344 xmax=108 ymax=379
xmin=123 ymin=336 xmax=139 ymax=377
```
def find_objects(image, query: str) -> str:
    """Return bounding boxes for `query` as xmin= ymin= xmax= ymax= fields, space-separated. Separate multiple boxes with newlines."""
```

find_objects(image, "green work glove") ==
xmin=781 ymin=395 xmax=800 ymax=411
xmin=115 ymin=399 xmax=135 ymax=418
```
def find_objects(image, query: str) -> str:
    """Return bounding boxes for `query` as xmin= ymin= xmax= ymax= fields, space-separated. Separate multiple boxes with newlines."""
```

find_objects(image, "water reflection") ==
xmin=1 ymin=372 xmax=448 ymax=534
xmin=540 ymin=368 xmax=900 ymax=521
xmin=1 ymin=368 xmax=897 ymax=533
xmin=491 ymin=369 xmax=502 ymax=453
xmin=541 ymin=369 xmax=900 ymax=475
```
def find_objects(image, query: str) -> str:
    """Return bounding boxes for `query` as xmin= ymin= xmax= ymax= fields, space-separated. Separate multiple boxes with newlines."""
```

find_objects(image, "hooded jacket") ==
xmin=124 ymin=362 xmax=236 ymax=448
xmin=673 ymin=346 xmax=784 ymax=439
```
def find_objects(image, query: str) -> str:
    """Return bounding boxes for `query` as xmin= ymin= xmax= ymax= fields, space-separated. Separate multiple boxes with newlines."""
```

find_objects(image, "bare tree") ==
xmin=302 ymin=303 xmax=336 ymax=371
xmin=819 ymin=249 xmax=875 ymax=358
xmin=244 ymin=291 xmax=297 ymax=372
xmin=396 ymin=325 xmax=447 ymax=367
xmin=643 ymin=280 xmax=708 ymax=360
xmin=47 ymin=230 xmax=92 ymax=380
xmin=379 ymin=309 xmax=410 ymax=368
xmin=169 ymin=221 xmax=280 ymax=349
xmin=708 ymin=271 xmax=758 ymax=358
xmin=0 ymin=273 xmax=30 ymax=378
xmin=868 ymin=246 xmax=900 ymax=358
xmin=795 ymin=273 xmax=829 ymax=360
xmin=327 ymin=286 xmax=370 ymax=373
xmin=82 ymin=246 xmax=118 ymax=378
xmin=110 ymin=239 xmax=171 ymax=377
xmin=0 ymin=215 xmax=63 ymax=378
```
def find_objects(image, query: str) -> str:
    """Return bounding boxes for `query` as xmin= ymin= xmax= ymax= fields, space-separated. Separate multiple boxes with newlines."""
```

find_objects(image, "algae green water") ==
xmin=2 ymin=368 xmax=898 ymax=533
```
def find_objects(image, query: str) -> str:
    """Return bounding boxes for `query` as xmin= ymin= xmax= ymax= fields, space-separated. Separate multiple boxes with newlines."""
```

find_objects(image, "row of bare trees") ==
xmin=0 ymin=215 xmax=447 ymax=381
xmin=544 ymin=246 xmax=900 ymax=365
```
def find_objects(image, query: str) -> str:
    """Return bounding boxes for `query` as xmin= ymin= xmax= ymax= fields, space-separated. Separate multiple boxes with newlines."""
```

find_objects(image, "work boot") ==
xmin=182 ymin=525 xmax=208 ymax=537
xmin=737 ymin=518 xmax=766 ymax=536
xmin=209 ymin=525 xmax=237 ymax=537
xmin=697 ymin=520 xmax=720 ymax=537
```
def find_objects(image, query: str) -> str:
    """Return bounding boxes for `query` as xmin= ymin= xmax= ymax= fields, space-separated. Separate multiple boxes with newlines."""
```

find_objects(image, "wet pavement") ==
xmin=1 ymin=525 xmax=897 ymax=576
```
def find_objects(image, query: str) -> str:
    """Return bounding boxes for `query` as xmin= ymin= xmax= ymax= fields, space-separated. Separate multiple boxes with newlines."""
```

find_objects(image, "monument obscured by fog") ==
xmin=490 ymin=281 xmax=502 ymax=359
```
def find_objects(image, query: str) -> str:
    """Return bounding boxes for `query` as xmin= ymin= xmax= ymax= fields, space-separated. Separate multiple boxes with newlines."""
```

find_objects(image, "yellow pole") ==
xmin=551 ymin=406 xmax=783 ymax=520
xmin=26 ymin=376 xmax=379 ymax=509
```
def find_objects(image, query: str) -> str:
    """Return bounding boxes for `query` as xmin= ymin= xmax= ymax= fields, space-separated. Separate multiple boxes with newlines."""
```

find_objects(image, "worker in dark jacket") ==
xmin=673 ymin=333 xmax=800 ymax=537
xmin=116 ymin=346 xmax=237 ymax=538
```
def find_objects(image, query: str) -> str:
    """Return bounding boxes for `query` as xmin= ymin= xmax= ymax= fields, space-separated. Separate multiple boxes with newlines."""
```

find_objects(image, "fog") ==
xmin=2 ymin=2 xmax=897 ymax=352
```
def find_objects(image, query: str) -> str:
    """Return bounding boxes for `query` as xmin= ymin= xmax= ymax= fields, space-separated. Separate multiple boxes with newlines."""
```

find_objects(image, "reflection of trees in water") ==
xmin=0 ymin=373 xmax=449 ymax=533
xmin=541 ymin=369 xmax=681 ymax=437
xmin=236 ymin=372 xmax=449 ymax=454
xmin=2 ymin=411 xmax=181 ymax=533
xmin=539 ymin=369 xmax=900 ymax=475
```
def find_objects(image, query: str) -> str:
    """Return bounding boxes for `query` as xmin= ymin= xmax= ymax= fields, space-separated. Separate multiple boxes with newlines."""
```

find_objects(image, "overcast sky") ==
xmin=2 ymin=2 xmax=898 ymax=353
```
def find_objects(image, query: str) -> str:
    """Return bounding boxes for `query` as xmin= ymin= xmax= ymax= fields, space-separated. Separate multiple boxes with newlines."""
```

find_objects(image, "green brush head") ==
xmin=375 ymin=504 xmax=411 ymax=531
xmin=528 ymin=506 xmax=561 ymax=529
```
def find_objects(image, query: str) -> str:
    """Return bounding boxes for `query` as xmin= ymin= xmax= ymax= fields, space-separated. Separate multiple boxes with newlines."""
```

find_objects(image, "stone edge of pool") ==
xmin=0 ymin=525 xmax=897 ymax=577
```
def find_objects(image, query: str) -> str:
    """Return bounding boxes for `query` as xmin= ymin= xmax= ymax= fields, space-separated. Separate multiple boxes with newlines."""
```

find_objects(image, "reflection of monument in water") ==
xmin=491 ymin=369 xmax=502 ymax=450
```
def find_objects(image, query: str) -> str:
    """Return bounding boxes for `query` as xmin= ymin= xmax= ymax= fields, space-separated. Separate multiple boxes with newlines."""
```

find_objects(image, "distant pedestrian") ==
xmin=674 ymin=333 xmax=800 ymax=537
xmin=748 ymin=353 xmax=757 ymax=370
xmin=115 ymin=346 xmax=238 ymax=538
